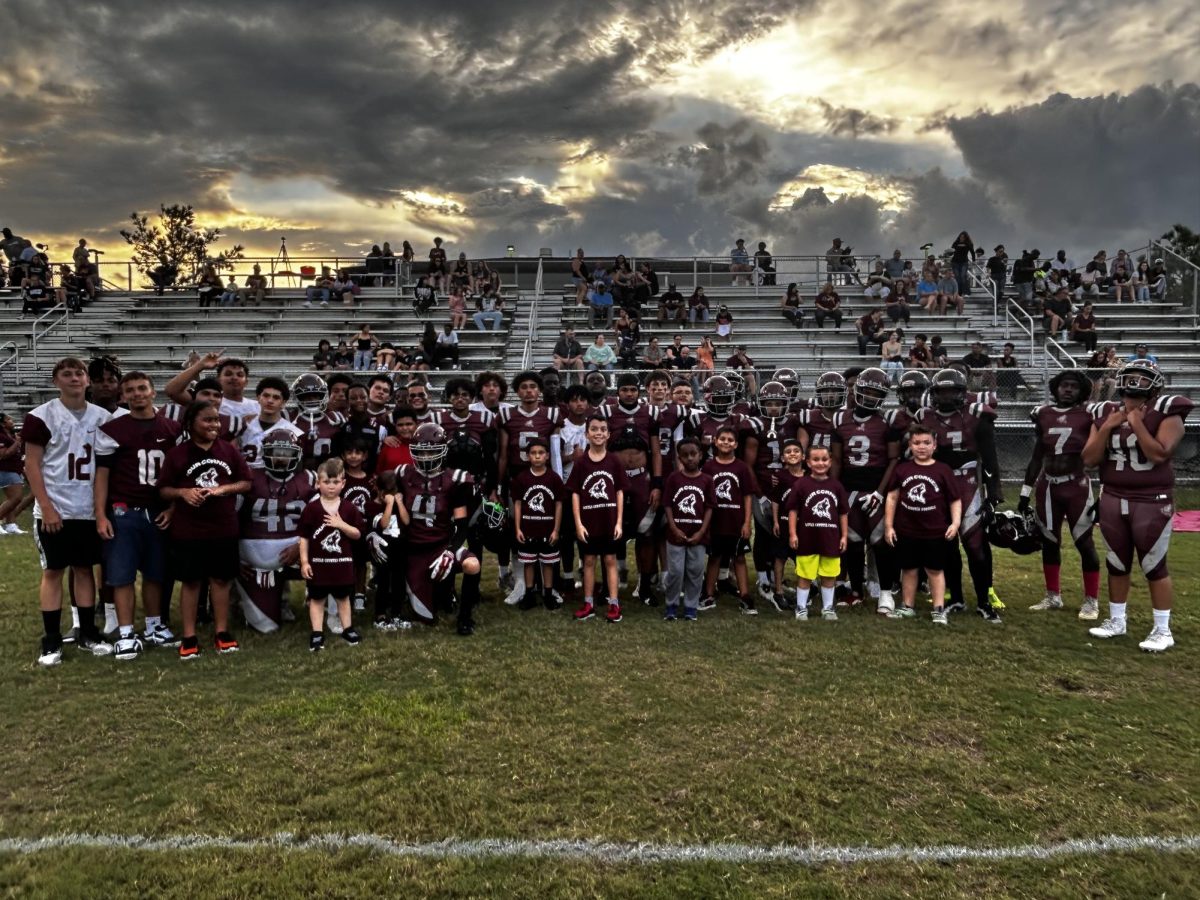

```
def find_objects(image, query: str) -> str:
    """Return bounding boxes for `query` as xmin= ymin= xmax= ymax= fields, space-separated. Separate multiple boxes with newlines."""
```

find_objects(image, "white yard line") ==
xmin=2 ymin=832 xmax=1199 ymax=865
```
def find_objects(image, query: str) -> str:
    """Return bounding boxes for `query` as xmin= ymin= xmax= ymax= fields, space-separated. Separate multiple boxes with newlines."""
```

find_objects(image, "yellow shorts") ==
xmin=795 ymin=554 xmax=841 ymax=581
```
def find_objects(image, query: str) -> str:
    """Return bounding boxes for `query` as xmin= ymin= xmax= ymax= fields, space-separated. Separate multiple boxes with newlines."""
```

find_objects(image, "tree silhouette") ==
xmin=120 ymin=204 xmax=244 ymax=285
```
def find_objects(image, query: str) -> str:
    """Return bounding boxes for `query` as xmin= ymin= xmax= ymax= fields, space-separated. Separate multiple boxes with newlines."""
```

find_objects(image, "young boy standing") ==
xmin=662 ymin=438 xmax=714 ymax=621
xmin=770 ymin=439 xmax=806 ymax=611
xmin=340 ymin=438 xmax=377 ymax=616
xmin=787 ymin=444 xmax=848 ymax=621
xmin=702 ymin=426 xmax=759 ymax=614
xmin=511 ymin=438 xmax=565 ymax=610
xmin=299 ymin=458 xmax=365 ymax=651
xmin=565 ymin=416 xmax=628 ymax=623
xmin=883 ymin=425 xmax=961 ymax=625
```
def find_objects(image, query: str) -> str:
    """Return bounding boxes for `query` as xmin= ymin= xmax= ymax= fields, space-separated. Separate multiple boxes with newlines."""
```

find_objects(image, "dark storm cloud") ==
xmin=817 ymin=101 xmax=898 ymax=138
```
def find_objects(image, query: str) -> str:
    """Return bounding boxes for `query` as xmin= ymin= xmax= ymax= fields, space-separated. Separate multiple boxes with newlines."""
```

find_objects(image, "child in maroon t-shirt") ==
xmin=299 ymin=458 xmax=365 ymax=651
xmin=701 ymin=425 xmax=759 ymax=614
xmin=565 ymin=416 xmax=629 ymax=623
xmin=884 ymin=425 xmax=961 ymax=624
xmin=786 ymin=444 xmax=849 ymax=621
xmin=770 ymin=439 xmax=806 ymax=609
xmin=512 ymin=438 xmax=565 ymax=611
xmin=662 ymin=437 xmax=715 ymax=621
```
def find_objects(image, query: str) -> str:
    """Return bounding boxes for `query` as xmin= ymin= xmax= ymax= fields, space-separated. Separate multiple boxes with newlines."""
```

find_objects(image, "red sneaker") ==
xmin=605 ymin=603 xmax=623 ymax=623
xmin=574 ymin=602 xmax=595 ymax=621
xmin=214 ymin=631 xmax=240 ymax=654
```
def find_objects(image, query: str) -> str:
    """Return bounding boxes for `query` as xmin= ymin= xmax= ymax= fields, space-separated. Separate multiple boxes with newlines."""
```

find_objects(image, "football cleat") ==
xmin=1078 ymin=598 xmax=1100 ymax=621
xmin=574 ymin=602 xmax=596 ymax=621
xmin=114 ymin=636 xmax=143 ymax=661
xmin=716 ymin=577 xmax=739 ymax=598
xmin=1089 ymin=618 xmax=1126 ymax=639
xmin=214 ymin=632 xmax=240 ymax=654
xmin=1029 ymin=593 xmax=1063 ymax=611
xmin=391 ymin=617 xmax=414 ymax=631
xmin=5 ymin=523 xmax=28 ymax=534
xmin=987 ymin=587 xmax=1005 ymax=610
xmin=79 ymin=637 xmax=114 ymax=657
xmin=1138 ymin=627 xmax=1174 ymax=653
xmin=504 ymin=580 xmax=526 ymax=606
xmin=519 ymin=589 xmax=542 ymax=611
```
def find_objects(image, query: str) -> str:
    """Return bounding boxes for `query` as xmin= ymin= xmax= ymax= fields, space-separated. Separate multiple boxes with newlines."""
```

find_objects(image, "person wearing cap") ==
xmin=658 ymin=281 xmax=686 ymax=325
xmin=1125 ymin=344 xmax=1158 ymax=364
xmin=730 ymin=239 xmax=752 ymax=286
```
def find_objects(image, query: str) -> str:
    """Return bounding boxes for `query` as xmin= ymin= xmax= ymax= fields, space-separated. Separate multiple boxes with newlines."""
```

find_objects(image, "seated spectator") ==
xmin=584 ymin=333 xmax=617 ymax=372
xmin=20 ymin=269 xmax=55 ymax=319
xmin=880 ymin=329 xmax=905 ymax=383
xmin=714 ymin=305 xmax=734 ymax=343
xmin=197 ymin=263 xmax=223 ymax=308
xmin=730 ymin=239 xmax=752 ymax=286
xmin=863 ymin=260 xmax=893 ymax=300
xmin=883 ymin=248 xmax=906 ymax=282
xmin=402 ymin=343 xmax=431 ymax=372
xmin=813 ymin=282 xmax=842 ymax=329
xmin=1111 ymin=260 xmax=1134 ymax=303
xmin=1089 ymin=346 xmax=1121 ymax=399
xmin=553 ymin=327 xmax=585 ymax=378
xmin=916 ymin=272 xmax=940 ymax=311
xmin=929 ymin=335 xmax=949 ymax=368
xmin=473 ymin=286 xmax=504 ymax=331
xmin=658 ymin=281 xmax=686 ymax=324
xmin=331 ymin=341 xmax=353 ymax=369
xmin=899 ymin=259 xmax=918 ymax=292
xmin=725 ymin=345 xmax=758 ymax=394
xmin=780 ymin=282 xmax=804 ymax=327
xmin=450 ymin=253 xmax=471 ymax=293
xmin=587 ymin=281 xmax=614 ymax=329
xmin=1043 ymin=286 xmax=1072 ymax=337
xmin=1078 ymin=252 xmax=1107 ymax=298
xmin=616 ymin=318 xmax=641 ymax=367
xmin=312 ymin=339 xmax=332 ymax=371
xmin=688 ymin=286 xmax=710 ymax=324
xmin=641 ymin=336 xmax=665 ymax=370
xmin=886 ymin=281 xmax=911 ymax=324
xmin=1049 ymin=249 xmax=1076 ymax=277
xmin=1133 ymin=257 xmax=1151 ymax=304
xmin=333 ymin=269 xmax=359 ymax=307
xmin=1126 ymin=343 xmax=1158 ymax=364
xmin=695 ymin=336 xmax=716 ymax=375
xmin=610 ymin=256 xmax=635 ymax=309
xmin=219 ymin=276 xmax=239 ymax=306
xmin=239 ymin=264 xmax=268 ymax=306
xmin=470 ymin=258 xmax=498 ymax=296
xmin=352 ymin=324 xmax=378 ymax=371
xmin=908 ymin=333 xmax=933 ymax=369
xmin=754 ymin=241 xmax=776 ymax=286
xmin=413 ymin=276 xmax=438 ymax=315
xmin=663 ymin=334 xmax=685 ymax=365
xmin=1069 ymin=300 xmax=1098 ymax=352
xmin=57 ymin=264 xmax=84 ymax=313
xmin=612 ymin=305 xmax=633 ymax=336
xmin=1148 ymin=258 xmax=1168 ymax=301
xmin=634 ymin=261 xmax=659 ymax=308
xmin=996 ymin=341 xmax=1025 ymax=397
xmin=936 ymin=271 xmax=963 ymax=315
xmin=446 ymin=283 xmax=467 ymax=329
xmin=855 ymin=308 xmax=887 ymax=356
xmin=375 ymin=342 xmax=398 ymax=371
xmin=304 ymin=268 xmax=334 ymax=307
xmin=960 ymin=341 xmax=996 ymax=391
xmin=74 ymin=259 xmax=99 ymax=301
xmin=150 ymin=261 xmax=178 ymax=295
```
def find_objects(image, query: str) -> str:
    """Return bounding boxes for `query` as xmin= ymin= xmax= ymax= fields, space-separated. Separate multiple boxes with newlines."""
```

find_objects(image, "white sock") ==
xmin=757 ymin=572 xmax=770 ymax=586
xmin=719 ymin=567 xmax=730 ymax=580
xmin=145 ymin=616 xmax=161 ymax=632
xmin=820 ymin=586 xmax=835 ymax=611
xmin=608 ymin=597 xmax=619 ymax=606
xmin=1153 ymin=609 xmax=1171 ymax=631
xmin=119 ymin=625 xmax=134 ymax=639
xmin=71 ymin=605 xmax=80 ymax=629
xmin=1109 ymin=601 xmax=1126 ymax=622
xmin=796 ymin=586 xmax=810 ymax=608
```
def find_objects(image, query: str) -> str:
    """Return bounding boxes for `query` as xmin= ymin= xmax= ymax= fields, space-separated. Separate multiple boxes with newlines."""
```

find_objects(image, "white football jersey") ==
xmin=221 ymin=396 xmax=261 ymax=419
xmin=238 ymin=416 xmax=303 ymax=469
xmin=23 ymin=399 xmax=113 ymax=520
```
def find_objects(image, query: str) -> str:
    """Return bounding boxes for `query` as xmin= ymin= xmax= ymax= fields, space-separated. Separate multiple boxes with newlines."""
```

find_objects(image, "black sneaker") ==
xmin=518 ymin=590 xmax=542 ymax=611
xmin=697 ymin=596 xmax=717 ymax=612
xmin=717 ymin=577 xmax=739 ymax=598
xmin=946 ymin=600 xmax=966 ymax=613
xmin=739 ymin=596 xmax=758 ymax=616
xmin=544 ymin=589 xmax=564 ymax=610
xmin=977 ymin=605 xmax=1003 ymax=624
xmin=62 ymin=626 xmax=78 ymax=645
xmin=310 ymin=633 xmax=325 ymax=653
xmin=341 ymin=628 xmax=363 ymax=645
xmin=663 ymin=604 xmax=678 ymax=622
xmin=456 ymin=620 xmax=475 ymax=636
xmin=766 ymin=589 xmax=790 ymax=613
xmin=637 ymin=590 xmax=660 ymax=607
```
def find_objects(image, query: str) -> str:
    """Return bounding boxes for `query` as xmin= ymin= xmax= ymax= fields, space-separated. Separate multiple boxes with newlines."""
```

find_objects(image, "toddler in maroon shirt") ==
xmin=299 ymin=458 xmax=364 ymax=651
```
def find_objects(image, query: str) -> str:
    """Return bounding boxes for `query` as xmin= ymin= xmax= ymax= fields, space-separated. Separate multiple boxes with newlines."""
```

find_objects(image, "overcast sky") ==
xmin=1 ymin=0 xmax=1197 ymax=264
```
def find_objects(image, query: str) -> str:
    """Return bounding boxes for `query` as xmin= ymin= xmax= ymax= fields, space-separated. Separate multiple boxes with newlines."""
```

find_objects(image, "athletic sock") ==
xmin=78 ymin=606 xmax=98 ymax=640
xmin=1042 ymin=564 xmax=1061 ymax=593
xmin=1153 ymin=609 xmax=1171 ymax=631
xmin=145 ymin=615 xmax=161 ymax=632
xmin=757 ymin=572 xmax=770 ymax=586
xmin=118 ymin=625 xmax=133 ymax=639
xmin=719 ymin=567 xmax=730 ymax=581
xmin=41 ymin=609 xmax=62 ymax=640
xmin=1082 ymin=570 xmax=1100 ymax=599
xmin=1109 ymin=601 xmax=1126 ymax=622
xmin=70 ymin=605 xmax=80 ymax=630
xmin=796 ymin=586 xmax=810 ymax=609
xmin=820 ymin=586 xmax=835 ymax=611
xmin=608 ymin=597 xmax=619 ymax=606
xmin=583 ymin=595 xmax=593 ymax=607
xmin=638 ymin=573 xmax=653 ymax=595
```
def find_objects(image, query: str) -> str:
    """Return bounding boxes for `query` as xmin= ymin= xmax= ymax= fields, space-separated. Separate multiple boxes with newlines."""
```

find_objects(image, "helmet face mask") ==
xmin=852 ymin=368 xmax=890 ymax=412
xmin=261 ymin=429 xmax=303 ymax=480
xmin=291 ymin=373 xmax=328 ymax=415
xmin=1116 ymin=360 xmax=1165 ymax=399
xmin=897 ymin=371 xmax=929 ymax=412
xmin=989 ymin=509 xmax=1041 ymax=555
xmin=720 ymin=369 xmax=746 ymax=400
xmin=704 ymin=375 xmax=736 ymax=416
xmin=814 ymin=372 xmax=847 ymax=411
xmin=930 ymin=368 xmax=967 ymax=412
xmin=757 ymin=381 xmax=789 ymax=421
xmin=411 ymin=422 xmax=449 ymax=476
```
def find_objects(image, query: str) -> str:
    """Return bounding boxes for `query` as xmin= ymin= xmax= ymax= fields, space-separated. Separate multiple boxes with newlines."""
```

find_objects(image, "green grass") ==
xmin=1 ymin=501 xmax=1199 ymax=898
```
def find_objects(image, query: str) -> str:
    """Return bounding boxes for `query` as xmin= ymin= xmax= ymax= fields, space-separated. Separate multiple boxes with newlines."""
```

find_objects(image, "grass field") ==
xmin=1 ymin=500 xmax=1199 ymax=898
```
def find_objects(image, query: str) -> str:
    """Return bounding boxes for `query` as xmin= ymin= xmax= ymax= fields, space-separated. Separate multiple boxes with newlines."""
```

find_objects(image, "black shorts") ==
xmin=707 ymin=534 xmax=751 ymax=560
xmin=578 ymin=538 xmax=620 ymax=558
xmin=169 ymin=537 xmax=240 ymax=584
xmin=35 ymin=519 xmax=102 ymax=571
xmin=895 ymin=536 xmax=949 ymax=573
xmin=307 ymin=582 xmax=355 ymax=600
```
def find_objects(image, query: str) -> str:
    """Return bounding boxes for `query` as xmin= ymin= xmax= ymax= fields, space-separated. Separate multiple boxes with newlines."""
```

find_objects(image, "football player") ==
xmin=470 ymin=370 xmax=515 ymax=418
xmin=750 ymin=380 xmax=806 ymax=610
xmin=770 ymin=366 xmax=806 ymax=414
xmin=238 ymin=377 xmax=304 ymax=469
xmin=1082 ymin=360 xmax=1192 ymax=651
xmin=1022 ymin=369 xmax=1101 ymax=619
xmin=892 ymin=370 xmax=930 ymax=435
xmin=288 ymin=372 xmax=345 ymax=466
xmin=799 ymin=372 xmax=845 ymax=452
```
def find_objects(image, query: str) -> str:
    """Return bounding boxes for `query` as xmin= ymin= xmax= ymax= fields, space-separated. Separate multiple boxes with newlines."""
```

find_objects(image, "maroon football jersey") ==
xmin=438 ymin=408 xmax=496 ymax=446
xmin=785 ymin=475 xmax=848 ymax=557
xmin=299 ymin=498 xmax=364 ymax=586
xmin=599 ymin=400 xmax=657 ymax=452
xmin=511 ymin=467 xmax=565 ymax=540
xmin=288 ymin=409 xmax=346 ymax=463
xmin=887 ymin=460 xmax=960 ymax=540
xmin=663 ymin=470 xmax=715 ymax=542
xmin=395 ymin=465 xmax=475 ymax=546
xmin=157 ymin=438 xmax=253 ymax=540
xmin=702 ymin=456 xmax=759 ymax=537
xmin=1093 ymin=395 xmax=1193 ymax=499
xmin=94 ymin=413 xmax=183 ymax=508
xmin=652 ymin=402 xmax=689 ymax=469
xmin=499 ymin=404 xmax=561 ymax=471
xmin=696 ymin=412 xmax=753 ymax=457
xmin=832 ymin=411 xmax=897 ymax=486
xmin=916 ymin=403 xmax=996 ymax=473
xmin=241 ymin=469 xmax=316 ymax=540
xmin=751 ymin=412 xmax=802 ymax=489
xmin=1030 ymin=403 xmax=1094 ymax=459
xmin=564 ymin=450 xmax=630 ymax=541
xmin=800 ymin=407 xmax=836 ymax=450
xmin=341 ymin=471 xmax=378 ymax=523
xmin=0 ymin=426 xmax=22 ymax=473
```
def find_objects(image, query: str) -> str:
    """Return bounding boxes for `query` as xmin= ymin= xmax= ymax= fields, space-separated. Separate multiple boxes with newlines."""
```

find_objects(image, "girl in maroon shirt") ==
xmin=565 ymin=416 xmax=628 ymax=623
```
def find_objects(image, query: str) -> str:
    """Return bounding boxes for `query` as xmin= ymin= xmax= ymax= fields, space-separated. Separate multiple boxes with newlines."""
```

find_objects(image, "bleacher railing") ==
xmin=30 ymin=304 xmax=71 ymax=369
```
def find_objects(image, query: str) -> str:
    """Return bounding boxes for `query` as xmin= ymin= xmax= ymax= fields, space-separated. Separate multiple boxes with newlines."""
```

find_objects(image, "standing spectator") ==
xmin=447 ymin=283 xmax=468 ymax=329
xmin=1011 ymin=250 xmax=1037 ymax=306
xmin=1069 ymin=300 xmax=1098 ymax=353
xmin=352 ymin=324 xmax=377 ymax=371
xmin=714 ymin=305 xmax=734 ymax=343
xmin=657 ymin=281 xmax=685 ymax=324
xmin=754 ymin=241 xmax=776 ymax=286
xmin=427 ymin=237 xmax=448 ymax=292
xmin=780 ymin=282 xmax=804 ymax=327
xmin=587 ymin=281 xmax=614 ymax=330
xmin=413 ymin=276 xmax=436 ymax=315
xmin=813 ymin=282 xmax=842 ymax=329
xmin=610 ymin=256 xmax=635 ymax=309
xmin=908 ymin=333 xmax=933 ymax=369
xmin=400 ymin=240 xmax=415 ymax=283
xmin=880 ymin=330 xmax=905 ymax=383
xmin=196 ymin=264 xmax=222 ymax=308
xmin=380 ymin=242 xmax=396 ymax=286
xmin=936 ymin=270 xmax=963 ymax=314
xmin=950 ymin=231 xmax=974 ymax=295
xmin=473 ymin=285 xmax=504 ymax=331
xmin=584 ymin=334 xmax=617 ymax=372
xmin=730 ymin=238 xmax=752 ymax=286
xmin=825 ymin=237 xmax=852 ymax=285
xmin=553 ymin=327 xmax=585 ymax=380
xmin=73 ymin=239 xmax=91 ymax=270
xmin=688 ymin=286 xmax=711 ymax=325
xmin=855 ymin=308 xmax=887 ymax=356
xmin=615 ymin=317 xmax=641 ymax=368
xmin=0 ymin=413 xmax=29 ymax=533
xmin=986 ymin=245 xmax=1008 ymax=297
xmin=570 ymin=248 xmax=590 ymax=305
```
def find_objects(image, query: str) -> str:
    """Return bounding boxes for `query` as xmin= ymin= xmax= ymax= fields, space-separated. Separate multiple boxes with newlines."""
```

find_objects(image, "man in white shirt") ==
xmin=237 ymin=377 xmax=304 ymax=468
xmin=164 ymin=352 xmax=261 ymax=419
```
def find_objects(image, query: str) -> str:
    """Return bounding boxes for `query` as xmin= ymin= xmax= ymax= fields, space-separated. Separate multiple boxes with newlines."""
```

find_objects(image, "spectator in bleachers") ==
xmin=1133 ymin=257 xmax=1151 ymax=303
xmin=1011 ymin=249 xmax=1037 ymax=305
xmin=375 ymin=342 xmax=399 ymax=371
xmin=1126 ymin=343 xmax=1158 ymax=364
xmin=695 ymin=336 xmax=716 ymax=377
xmin=304 ymin=268 xmax=334 ymax=307
xmin=880 ymin=329 xmax=905 ymax=384
xmin=413 ymin=276 xmax=437 ymax=315
xmin=400 ymin=241 xmax=415 ymax=284
xmin=584 ymin=333 xmax=617 ymax=372
xmin=950 ymin=231 xmax=974 ymax=296
xmin=856 ymin=308 xmax=887 ymax=357
xmin=197 ymin=263 xmax=223 ymax=308
xmin=420 ymin=323 xmax=452 ymax=370
xmin=72 ymin=239 xmax=90 ymax=270
xmin=725 ymin=345 xmax=758 ymax=394
xmin=900 ymin=259 xmax=918 ymax=292
xmin=219 ymin=276 xmax=239 ymax=307
xmin=1078 ymin=251 xmax=1106 ymax=299
xmin=754 ymin=241 xmax=775 ymax=286
xmin=612 ymin=305 xmax=633 ymax=337
xmin=312 ymin=340 xmax=332 ymax=371
xmin=380 ymin=242 xmax=396 ymax=286
xmin=929 ymin=335 xmax=949 ymax=367
xmin=616 ymin=317 xmax=641 ymax=368
xmin=641 ymin=336 xmax=665 ymax=370
xmin=714 ymin=304 xmax=734 ymax=343
xmin=471 ymin=258 xmax=499 ymax=296
xmin=1149 ymin=258 xmax=1168 ymax=300
xmin=916 ymin=269 xmax=940 ymax=311
xmin=0 ymin=228 xmax=25 ymax=264
xmin=349 ymin=324 xmax=377 ymax=371
xmin=57 ymin=264 xmax=84 ymax=313
xmin=730 ymin=239 xmax=752 ymax=286
xmin=365 ymin=244 xmax=383 ymax=286
xmin=75 ymin=258 xmax=99 ymax=302
xmin=961 ymin=341 xmax=996 ymax=391
xmin=428 ymin=238 xmax=448 ymax=292
xmin=936 ymin=270 xmax=963 ymax=315
xmin=1069 ymin=300 xmax=1098 ymax=353
xmin=658 ymin=281 xmax=686 ymax=325
xmin=986 ymin=245 xmax=1008 ymax=296
xmin=886 ymin=280 xmax=911 ymax=325
xmin=813 ymin=282 xmax=842 ymax=329
xmin=239 ymin=264 xmax=268 ymax=306
xmin=611 ymin=256 xmax=635 ymax=309
xmin=1049 ymin=249 xmax=1076 ymax=277
xmin=908 ymin=334 xmax=933 ymax=369
xmin=446 ymin=283 xmax=468 ymax=329
xmin=1088 ymin=346 xmax=1121 ymax=399
xmin=1111 ymin=257 xmax=1135 ymax=303
xmin=587 ymin=281 xmax=614 ymax=329
xmin=570 ymin=248 xmax=590 ymax=305
xmin=688 ymin=286 xmax=710 ymax=325
xmin=883 ymin=249 xmax=906 ymax=281
xmin=780 ymin=282 xmax=804 ymax=328
xmin=473 ymin=284 xmax=504 ymax=331
xmin=553 ymin=327 xmax=585 ymax=379
xmin=996 ymin=342 xmax=1025 ymax=397
xmin=825 ymin=238 xmax=855 ymax=285
xmin=1044 ymin=268 xmax=1068 ymax=297
xmin=663 ymin=334 xmax=685 ymax=364
xmin=333 ymin=269 xmax=359 ymax=308
xmin=331 ymin=340 xmax=353 ymax=370
xmin=633 ymin=261 xmax=659 ymax=309
xmin=450 ymin=253 xmax=471 ymax=293
xmin=863 ymin=260 xmax=893 ymax=301
xmin=1043 ymin=286 xmax=1072 ymax=338
xmin=19 ymin=268 xmax=54 ymax=319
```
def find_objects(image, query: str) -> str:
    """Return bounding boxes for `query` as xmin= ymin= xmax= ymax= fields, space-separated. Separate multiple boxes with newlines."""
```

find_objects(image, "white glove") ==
xmin=254 ymin=568 xmax=275 ymax=589
xmin=859 ymin=491 xmax=883 ymax=515
xmin=366 ymin=532 xmax=389 ymax=565
xmin=429 ymin=549 xmax=456 ymax=581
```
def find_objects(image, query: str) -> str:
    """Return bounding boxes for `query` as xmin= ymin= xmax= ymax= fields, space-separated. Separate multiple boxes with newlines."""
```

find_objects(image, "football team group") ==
xmin=10 ymin=349 xmax=1191 ymax=666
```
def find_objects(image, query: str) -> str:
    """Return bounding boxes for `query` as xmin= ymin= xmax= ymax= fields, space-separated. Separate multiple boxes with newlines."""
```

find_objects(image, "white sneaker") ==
xmin=4 ymin=523 xmax=23 ymax=535
xmin=756 ymin=580 xmax=774 ymax=604
xmin=79 ymin=637 xmax=114 ymax=656
xmin=877 ymin=590 xmax=895 ymax=615
xmin=821 ymin=608 xmax=838 ymax=621
xmin=503 ymin=580 xmax=526 ymax=606
xmin=1088 ymin=618 xmax=1126 ymax=639
xmin=1030 ymin=593 xmax=1063 ymax=611
xmin=1078 ymin=598 xmax=1099 ymax=621
xmin=114 ymin=636 xmax=143 ymax=661
xmin=1139 ymin=626 xmax=1175 ymax=653
xmin=143 ymin=625 xmax=181 ymax=648
xmin=38 ymin=647 xmax=63 ymax=667
xmin=795 ymin=605 xmax=809 ymax=621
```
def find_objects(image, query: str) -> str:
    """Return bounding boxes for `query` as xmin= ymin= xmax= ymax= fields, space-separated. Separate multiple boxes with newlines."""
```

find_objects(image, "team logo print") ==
xmin=588 ymin=478 xmax=610 ymax=500
xmin=320 ymin=531 xmax=342 ymax=554
xmin=528 ymin=491 xmax=546 ymax=514
xmin=811 ymin=497 xmax=832 ymax=520
xmin=196 ymin=467 xmax=220 ymax=489
xmin=907 ymin=483 xmax=928 ymax=504
xmin=715 ymin=479 xmax=733 ymax=502
xmin=678 ymin=492 xmax=698 ymax=516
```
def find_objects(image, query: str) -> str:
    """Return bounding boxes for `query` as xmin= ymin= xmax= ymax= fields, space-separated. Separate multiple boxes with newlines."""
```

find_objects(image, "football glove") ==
xmin=365 ymin=532 xmax=389 ymax=565
xmin=859 ymin=491 xmax=883 ymax=515
xmin=253 ymin=568 xmax=275 ymax=589
xmin=429 ymin=549 xmax=456 ymax=581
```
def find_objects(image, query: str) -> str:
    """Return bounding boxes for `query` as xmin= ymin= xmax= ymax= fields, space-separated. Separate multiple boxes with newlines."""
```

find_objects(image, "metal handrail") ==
xmin=520 ymin=259 xmax=544 ymax=371
xmin=30 ymin=304 xmax=71 ymax=369
xmin=968 ymin=269 xmax=999 ymax=327
xmin=1044 ymin=334 xmax=1074 ymax=371
xmin=1149 ymin=239 xmax=1200 ymax=324
xmin=0 ymin=341 xmax=20 ymax=385
xmin=1004 ymin=299 xmax=1036 ymax=366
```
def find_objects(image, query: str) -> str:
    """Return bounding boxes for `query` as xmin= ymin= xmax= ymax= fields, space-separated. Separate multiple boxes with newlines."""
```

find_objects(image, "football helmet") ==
xmin=772 ymin=367 xmax=800 ymax=402
xmin=988 ymin=509 xmax=1041 ymax=555
xmin=445 ymin=428 xmax=486 ymax=477
xmin=757 ymin=381 xmax=790 ymax=421
xmin=1116 ymin=359 xmax=1165 ymax=398
xmin=1048 ymin=368 xmax=1092 ymax=406
xmin=411 ymin=422 xmax=449 ymax=476
xmin=930 ymin=368 xmax=968 ymax=412
xmin=897 ymin=370 xmax=930 ymax=412
xmin=291 ymin=372 xmax=328 ymax=415
xmin=481 ymin=499 xmax=507 ymax=530
xmin=261 ymin=429 xmax=303 ymax=480
xmin=852 ymin=367 xmax=891 ymax=412
xmin=814 ymin=371 xmax=847 ymax=411
xmin=703 ymin=375 xmax=736 ymax=416
xmin=720 ymin=369 xmax=747 ymax=400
